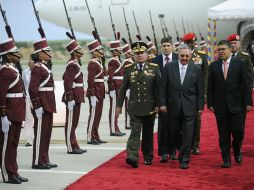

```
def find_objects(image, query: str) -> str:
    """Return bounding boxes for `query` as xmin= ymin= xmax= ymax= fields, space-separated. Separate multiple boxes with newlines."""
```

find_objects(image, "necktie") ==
xmin=223 ymin=61 xmax=228 ymax=80
xmin=165 ymin=56 xmax=170 ymax=64
xmin=232 ymin=53 xmax=235 ymax=59
xmin=139 ymin=64 xmax=143 ymax=72
xmin=180 ymin=65 xmax=186 ymax=84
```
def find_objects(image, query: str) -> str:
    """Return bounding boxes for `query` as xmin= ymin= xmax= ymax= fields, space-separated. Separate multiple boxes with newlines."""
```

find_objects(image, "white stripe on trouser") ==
xmin=35 ymin=118 xmax=42 ymax=165
xmin=87 ymin=106 xmax=96 ymax=141
xmin=67 ymin=110 xmax=73 ymax=152
xmin=1 ymin=133 xmax=9 ymax=182
xmin=111 ymin=96 xmax=116 ymax=133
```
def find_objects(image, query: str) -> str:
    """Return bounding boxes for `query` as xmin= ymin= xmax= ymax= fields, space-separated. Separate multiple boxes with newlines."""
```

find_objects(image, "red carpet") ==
xmin=66 ymin=97 xmax=254 ymax=190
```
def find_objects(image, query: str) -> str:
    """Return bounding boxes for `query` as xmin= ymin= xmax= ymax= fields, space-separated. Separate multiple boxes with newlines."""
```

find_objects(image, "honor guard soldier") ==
xmin=122 ymin=44 xmax=134 ymax=129
xmin=183 ymin=32 xmax=209 ymax=155
xmin=173 ymin=41 xmax=181 ymax=53
xmin=29 ymin=38 xmax=57 ymax=169
xmin=116 ymin=42 xmax=160 ymax=168
xmin=62 ymin=40 xmax=87 ymax=154
xmin=86 ymin=40 xmax=107 ymax=145
xmin=107 ymin=40 xmax=126 ymax=136
xmin=147 ymin=41 xmax=157 ymax=62
xmin=227 ymin=34 xmax=254 ymax=155
xmin=0 ymin=38 xmax=28 ymax=184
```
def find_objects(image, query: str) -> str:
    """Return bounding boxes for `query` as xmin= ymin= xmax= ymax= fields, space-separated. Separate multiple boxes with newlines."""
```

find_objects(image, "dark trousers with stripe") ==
xmin=65 ymin=103 xmax=81 ymax=151
xmin=32 ymin=111 xmax=53 ymax=166
xmin=0 ymin=121 xmax=22 ymax=180
xmin=87 ymin=98 xmax=104 ymax=141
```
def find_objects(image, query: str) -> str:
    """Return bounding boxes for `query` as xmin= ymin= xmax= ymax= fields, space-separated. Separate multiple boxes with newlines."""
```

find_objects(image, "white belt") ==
xmin=94 ymin=79 xmax=104 ymax=83
xmin=72 ymin=83 xmax=84 ymax=88
xmin=6 ymin=93 xmax=24 ymax=98
xmin=38 ymin=87 xmax=54 ymax=91
xmin=113 ymin=76 xmax=123 ymax=80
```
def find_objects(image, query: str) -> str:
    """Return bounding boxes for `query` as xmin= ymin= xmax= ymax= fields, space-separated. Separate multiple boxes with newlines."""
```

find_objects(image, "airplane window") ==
xmin=111 ymin=0 xmax=129 ymax=5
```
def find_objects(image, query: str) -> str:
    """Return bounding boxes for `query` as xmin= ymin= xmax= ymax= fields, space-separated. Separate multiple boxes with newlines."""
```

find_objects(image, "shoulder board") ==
xmin=198 ymin=51 xmax=206 ymax=55
xmin=125 ymin=63 xmax=133 ymax=68
xmin=35 ymin=62 xmax=41 ymax=67
xmin=241 ymin=51 xmax=249 ymax=56
xmin=149 ymin=63 xmax=158 ymax=67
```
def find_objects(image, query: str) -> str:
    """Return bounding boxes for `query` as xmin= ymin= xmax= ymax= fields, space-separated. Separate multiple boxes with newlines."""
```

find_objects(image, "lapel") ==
xmin=172 ymin=53 xmax=178 ymax=61
xmin=226 ymin=58 xmax=234 ymax=80
xmin=182 ymin=63 xmax=193 ymax=87
xmin=217 ymin=60 xmax=225 ymax=81
xmin=172 ymin=61 xmax=181 ymax=87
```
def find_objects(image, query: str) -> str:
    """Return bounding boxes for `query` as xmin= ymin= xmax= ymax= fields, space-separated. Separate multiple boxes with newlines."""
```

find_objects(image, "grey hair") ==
xmin=178 ymin=43 xmax=191 ymax=53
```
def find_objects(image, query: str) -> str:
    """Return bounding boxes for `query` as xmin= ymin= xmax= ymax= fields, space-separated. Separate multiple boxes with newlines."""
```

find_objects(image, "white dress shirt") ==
xmin=162 ymin=52 xmax=173 ymax=67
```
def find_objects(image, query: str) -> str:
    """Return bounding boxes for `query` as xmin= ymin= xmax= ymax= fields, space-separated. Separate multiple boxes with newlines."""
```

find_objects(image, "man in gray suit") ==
xmin=160 ymin=44 xmax=204 ymax=169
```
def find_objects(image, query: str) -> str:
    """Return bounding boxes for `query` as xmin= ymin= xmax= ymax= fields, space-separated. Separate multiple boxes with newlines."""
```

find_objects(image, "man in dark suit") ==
xmin=207 ymin=40 xmax=253 ymax=168
xmin=152 ymin=37 xmax=178 ymax=162
xmin=160 ymin=44 xmax=204 ymax=169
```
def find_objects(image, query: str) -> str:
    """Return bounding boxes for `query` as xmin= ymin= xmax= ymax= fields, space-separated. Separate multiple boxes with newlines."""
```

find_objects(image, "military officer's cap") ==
xmin=66 ymin=39 xmax=82 ymax=54
xmin=147 ymin=41 xmax=156 ymax=51
xmin=33 ymin=38 xmax=51 ymax=53
xmin=131 ymin=41 xmax=148 ymax=53
xmin=182 ymin=32 xmax=197 ymax=42
xmin=0 ymin=38 xmax=20 ymax=56
xmin=87 ymin=39 xmax=103 ymax=52
xmin=227 ymin=34 xmax=240 ymax=42
xmin=199 ymin=40 xmax=206 ymax=47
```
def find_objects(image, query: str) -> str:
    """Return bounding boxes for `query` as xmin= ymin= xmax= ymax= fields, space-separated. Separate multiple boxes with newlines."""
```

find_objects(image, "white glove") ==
xmin=125 ymin=89 xmax=130 ymax=98
xmin=109 ymin=90 xmax=116 ymax=98
xmin=104 ymin=82 xmax=109 ymax=93
xmin=35 ymin=107 xmax=44 ymax=120
xmin=67 ymin=100 xmax=75 ymax=111
xmin=90 ymin=96 xmax=98 ymax=108
xmin=1 ymin=116 xmax=10 ymax=133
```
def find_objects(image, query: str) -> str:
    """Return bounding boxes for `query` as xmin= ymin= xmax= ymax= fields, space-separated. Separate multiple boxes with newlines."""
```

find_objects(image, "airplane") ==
xmin=35 ymin=0 xmax=250 ymax=46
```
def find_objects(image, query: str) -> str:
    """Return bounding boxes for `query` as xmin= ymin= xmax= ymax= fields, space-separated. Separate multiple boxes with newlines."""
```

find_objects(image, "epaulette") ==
xmin=125 ymin=63 xmax=133 ymax=68
xmin=198 ymin=50 xmax=206 ymax=55
xmin=241 ymin=51 xmax=249 ymax=56
xmin=35 ymin=62 xmax=41 ymax=67
xmin=149 ymin=63 xmax=158 ymax=67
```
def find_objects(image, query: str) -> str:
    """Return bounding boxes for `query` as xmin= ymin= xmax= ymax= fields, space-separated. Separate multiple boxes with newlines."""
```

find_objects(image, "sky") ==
xmin=0 ymin=0 xmax=91 ymax=42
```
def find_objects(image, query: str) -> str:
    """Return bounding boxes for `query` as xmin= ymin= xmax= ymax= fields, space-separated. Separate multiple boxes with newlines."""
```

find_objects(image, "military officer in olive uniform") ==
xmin=116 ymin=42 xmax=160 ymax=168
xmin=183 ymin=33 xmax=209 ymax=155
xmin=227 ymin=34 xmax=254 ymax=154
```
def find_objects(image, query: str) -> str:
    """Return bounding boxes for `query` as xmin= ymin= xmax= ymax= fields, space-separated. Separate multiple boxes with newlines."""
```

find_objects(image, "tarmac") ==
xmin=0 ymin=64 xmax=158 ymax=190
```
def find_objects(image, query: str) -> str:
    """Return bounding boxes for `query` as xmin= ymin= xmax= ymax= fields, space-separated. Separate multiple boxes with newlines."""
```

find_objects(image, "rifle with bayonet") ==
xmin=132 ymin=10 xmax=142 ymax=41
xmin=173 ymin=19 xmax=180 ymax=42
xmin=109 ymin=6 xmax=117 ymax=40
xmin=159 ymin=14 xmax=166 ymax=38
xmin=161 ymin=15 xmax=171 ymax=39
xmin=196 ymin=23 xmax=204 ymax=41
xmin=0 ymin=3 xmax=14 ymax=40
xmin=122 ymin=7 xmax=132 ymax=44
xmin=149 ymin=10 xmax=158 ymax=51
xmin=181 ymin=17 xmax=186 ymax=35
xmin=31 ymin=0 xmax=46 ymax=38
xmin=63 ymin=0 xmax=76 ymax=40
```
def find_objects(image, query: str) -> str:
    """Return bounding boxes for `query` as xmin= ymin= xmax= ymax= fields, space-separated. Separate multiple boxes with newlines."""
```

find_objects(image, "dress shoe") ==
xmin=32 ymin=164 xmax=50 ymax=169
xmin=17 ymin=175 xmax=28 ymax=182
xmin=144 ymin=160 xmax=152 ymax=165
xmin=47 ymin=162 xmax=58 ymax=168
xmin=110 ymin=132 xmax=123 ymax=136
xmin=25 ymin=143 xmax=32 ymax=147
xmin=78 ymin=148 xmax=87 ymax=153
xmin=87 ymin=140 xmax=100 ymax=145
xmin=192 ymin=148 xmax=200 ymax=155
xmin=221 ymin=161 xmax=231 ymax=168
xmin=125 ymin=126 xmax=131 ymax=130
xmin=68 ymin=149 xmax=84 ymax=154
xmin=97 ymin=139 xmax=107 ymax=143
xmin=234 ymin=152 xmax=243 ymax=164
xmin=125 ymin=158 xmax=138 ymax=168
xmin=160 ymin=154 xmax=168 ymax=163
xmin=180 ymin=161 xmax=189 ymax=169
xmin=8 ymin=176 xmax=21 ymax=184
xmin=119 ymin=131 xmax=126 ymax=135
xmin=170 ymin=154 xmax=178 ymax=160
